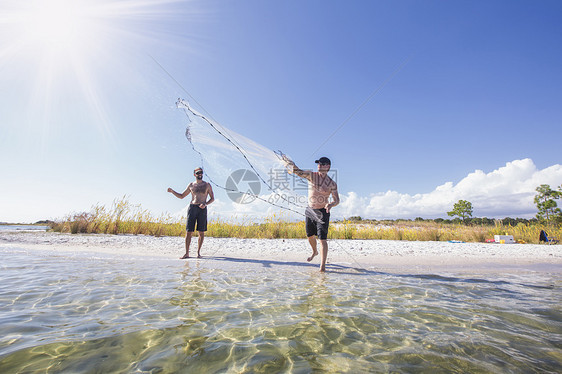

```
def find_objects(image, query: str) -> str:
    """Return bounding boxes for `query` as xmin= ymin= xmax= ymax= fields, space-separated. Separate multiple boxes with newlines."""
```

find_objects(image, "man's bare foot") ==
xmin=307 ymin=251 xmax=318 ymax=262
xmin=180 ymin=254 xmax=190 ymax=259
xmin=319 ymin=267 xmax=326 ymax=272
xmin=197 ymin=255 xmax=202 ymax=259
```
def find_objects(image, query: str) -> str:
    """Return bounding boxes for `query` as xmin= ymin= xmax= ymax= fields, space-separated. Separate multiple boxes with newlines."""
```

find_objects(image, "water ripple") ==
xmin=0 ymin=247 xmax=560 ymax=373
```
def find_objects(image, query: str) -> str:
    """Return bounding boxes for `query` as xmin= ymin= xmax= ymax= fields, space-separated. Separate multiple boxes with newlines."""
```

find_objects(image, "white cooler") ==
xmin=494 ymin=235 xmax=515 ymax=244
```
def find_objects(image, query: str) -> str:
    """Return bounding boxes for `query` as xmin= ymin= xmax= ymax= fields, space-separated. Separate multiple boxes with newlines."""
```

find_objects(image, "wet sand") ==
xmin=1 ymin=231 xmax=560 ymax=273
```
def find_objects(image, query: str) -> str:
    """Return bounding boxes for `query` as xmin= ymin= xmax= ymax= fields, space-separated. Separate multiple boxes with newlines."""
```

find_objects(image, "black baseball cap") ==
xmin=315 ymin=157 xmax=331 ymax=165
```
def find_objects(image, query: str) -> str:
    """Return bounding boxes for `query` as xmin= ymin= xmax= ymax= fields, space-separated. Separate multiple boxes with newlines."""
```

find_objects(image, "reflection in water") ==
xmin=0 ymin=248 xmax=560 ymax=373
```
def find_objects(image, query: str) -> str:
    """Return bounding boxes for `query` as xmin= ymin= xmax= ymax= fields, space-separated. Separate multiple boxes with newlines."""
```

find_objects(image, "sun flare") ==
xmin=20 ymin=1 xmax=95 ymax=50
xmin=3 ymin=0 xmax=110 ymax=61
xmin=0 ymin=0 xmax=188 ymax=135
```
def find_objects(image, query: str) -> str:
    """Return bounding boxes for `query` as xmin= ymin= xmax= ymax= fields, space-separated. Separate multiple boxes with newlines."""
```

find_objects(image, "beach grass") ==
xmin=50 ymin=198 xmax=561 ymax=243
xmin=51 ymin=198 xmax=184 ymax=237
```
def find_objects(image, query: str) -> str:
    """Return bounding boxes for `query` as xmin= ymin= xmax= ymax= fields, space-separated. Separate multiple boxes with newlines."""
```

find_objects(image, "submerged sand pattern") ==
xmin=1 ymin=239 xmax=561 ymax=372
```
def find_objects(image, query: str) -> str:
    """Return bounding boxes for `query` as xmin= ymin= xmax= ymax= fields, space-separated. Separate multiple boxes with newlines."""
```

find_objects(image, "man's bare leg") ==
xmin=319 ymin=239 xmax=328 ymax=272
xmin=197 ymin=231 xmax=204 ymax=258
xmin=181 ymin=231 xmax=193 ymax=259
xmin=307 ymin=236 xmax=318 ymax=262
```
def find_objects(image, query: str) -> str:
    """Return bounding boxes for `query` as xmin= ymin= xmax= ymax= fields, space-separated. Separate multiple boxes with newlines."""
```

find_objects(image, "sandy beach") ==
xmin=2 ymin=230 xmax=560 ymax=273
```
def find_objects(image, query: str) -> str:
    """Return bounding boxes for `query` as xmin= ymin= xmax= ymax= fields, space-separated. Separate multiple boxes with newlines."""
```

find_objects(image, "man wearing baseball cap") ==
xmin=284 ymin=156 xmax=339 ymax=272
xmin=167 ymin=167 xmax=214 ymax=259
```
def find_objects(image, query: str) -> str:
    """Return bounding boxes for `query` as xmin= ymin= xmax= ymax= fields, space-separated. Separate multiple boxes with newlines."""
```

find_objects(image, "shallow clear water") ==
xmin=0 ymin=247 xmax=560 ymax=373
xmin=0 ymin=224 xmax=49 ymax=232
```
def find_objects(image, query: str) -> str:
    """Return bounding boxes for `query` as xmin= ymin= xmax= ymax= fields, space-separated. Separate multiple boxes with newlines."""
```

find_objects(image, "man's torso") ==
xmin=308 ymin=172 xmax=336 ymax=209
xmin=189 ymin=181 xmax=210 ymax=205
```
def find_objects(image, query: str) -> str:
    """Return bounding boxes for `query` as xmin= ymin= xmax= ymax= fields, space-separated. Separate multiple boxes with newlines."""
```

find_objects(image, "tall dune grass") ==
xmin=206 ymin=215 xmax=305 ymax=239
xmin=51 ymin=197 xmax=184 ymax=237
xmin=329 ymin=221 xmax=561 ymax=244
xmin=50 ymin=198 xmax=561 ymax=243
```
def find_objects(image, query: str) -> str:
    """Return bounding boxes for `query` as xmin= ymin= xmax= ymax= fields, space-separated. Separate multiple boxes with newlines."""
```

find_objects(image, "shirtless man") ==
xmin=285 ymin=156 xmax=339 ymax=272
xmin=168 ymin=167 xmax=214 ymax=259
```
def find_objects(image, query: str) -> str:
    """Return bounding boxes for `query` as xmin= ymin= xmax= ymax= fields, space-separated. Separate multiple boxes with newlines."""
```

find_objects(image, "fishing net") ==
xmin=176 ymin=99 xmax=314 ymax=222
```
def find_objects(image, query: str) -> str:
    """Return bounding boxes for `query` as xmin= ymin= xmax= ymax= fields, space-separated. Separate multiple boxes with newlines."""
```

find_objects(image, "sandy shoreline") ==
xmin=1 ymin=231 xmax=560 ymax=274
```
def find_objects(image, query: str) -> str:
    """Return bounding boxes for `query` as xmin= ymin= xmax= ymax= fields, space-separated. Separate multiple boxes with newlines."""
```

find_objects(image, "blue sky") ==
xmin=1 ymin=0 xmax=561 ymax=223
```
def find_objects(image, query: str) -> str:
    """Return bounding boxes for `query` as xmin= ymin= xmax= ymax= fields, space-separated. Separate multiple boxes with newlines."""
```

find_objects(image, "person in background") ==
xmin=168 ymin=167 xmax=214 ymax=259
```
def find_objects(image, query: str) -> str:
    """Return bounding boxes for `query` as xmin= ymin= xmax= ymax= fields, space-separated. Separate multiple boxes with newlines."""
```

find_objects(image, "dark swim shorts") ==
xmin=305 ymin=207 xmax=330 ymax=240
xmin=186 ymin=204 xmax=207 ymax=232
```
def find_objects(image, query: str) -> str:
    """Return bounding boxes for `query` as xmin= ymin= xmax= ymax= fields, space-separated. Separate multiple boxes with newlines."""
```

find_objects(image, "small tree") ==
xmin=447 ymin=200 xmax=473 ymax=223
xmin=534 ymin=184 xmax=561 ymax=224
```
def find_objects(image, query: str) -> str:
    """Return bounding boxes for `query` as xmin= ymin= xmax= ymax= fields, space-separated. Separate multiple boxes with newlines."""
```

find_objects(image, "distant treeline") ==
xmin=0 ymin=220 xmax=55 ymax=225
xmin=342 ymin=216 xmax=539 ymax=226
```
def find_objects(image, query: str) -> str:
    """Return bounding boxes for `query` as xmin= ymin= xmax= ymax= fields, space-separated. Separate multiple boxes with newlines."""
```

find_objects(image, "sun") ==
xmin=0 ymin=0 xmax=190 ymax=136
xmin=20 ymin=0 xmax=95 ymax=50
xmin=3 ymin=0 xmax=108 ymax=60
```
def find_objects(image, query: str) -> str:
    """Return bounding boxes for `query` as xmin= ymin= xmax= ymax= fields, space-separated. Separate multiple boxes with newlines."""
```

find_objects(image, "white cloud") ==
xmin=176 ymin=159 xmax=562 ymax=222
xmin=338 ymin=159 xmax=562 ymax=219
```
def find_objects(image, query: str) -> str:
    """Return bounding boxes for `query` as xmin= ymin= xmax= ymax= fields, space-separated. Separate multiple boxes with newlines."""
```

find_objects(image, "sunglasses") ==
xmin=318 ymin=163 xmax=329 ymax=166
xmin=195 ymin=171 xmax=203 ymax=175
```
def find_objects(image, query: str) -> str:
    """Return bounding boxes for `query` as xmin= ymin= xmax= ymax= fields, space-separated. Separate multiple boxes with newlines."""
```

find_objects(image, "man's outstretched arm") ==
xmin=167 ymin=186 xmax=191 ymax=199
xmin=284 ymin=160 xmax=312 ymax=182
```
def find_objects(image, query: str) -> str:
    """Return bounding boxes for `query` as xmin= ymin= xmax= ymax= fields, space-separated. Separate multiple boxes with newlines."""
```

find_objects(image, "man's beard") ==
xmin=196 ymin=175 xmax=203 ymax=180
